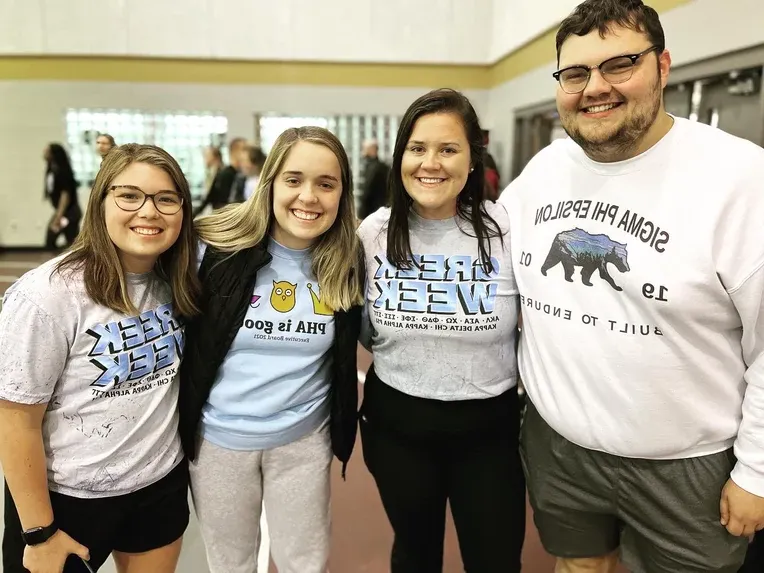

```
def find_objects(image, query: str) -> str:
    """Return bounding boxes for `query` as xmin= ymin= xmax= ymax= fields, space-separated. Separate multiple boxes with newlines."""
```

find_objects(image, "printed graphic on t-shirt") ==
xmin=307 ymin=283 xmax=333 ymax=316
xmin=520 ymin=199 xmax=672 ymax=337
xmin=270 ymin=280 xmax=297 ymax=312
xmin=242 ymin=281 xmax=333 ymax=344
xmin=540 ymin=228 xmax=629 ymax=291
xmin=371 ymin=253 xmax=501 ymax=333
xmin=86 ymin=302 xmax=185 ymax=399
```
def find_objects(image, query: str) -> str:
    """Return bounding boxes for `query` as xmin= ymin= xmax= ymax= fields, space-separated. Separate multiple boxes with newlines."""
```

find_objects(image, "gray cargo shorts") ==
xmin=520 ymin=401 xmax=748 ymax=573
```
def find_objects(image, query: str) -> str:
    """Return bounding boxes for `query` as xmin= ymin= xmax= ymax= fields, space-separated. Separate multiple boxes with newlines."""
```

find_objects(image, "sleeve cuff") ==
xmin=0 ymin=390 xmax=51 ymax=406
xmin=730 ymin=462 xmax=764 ymax=498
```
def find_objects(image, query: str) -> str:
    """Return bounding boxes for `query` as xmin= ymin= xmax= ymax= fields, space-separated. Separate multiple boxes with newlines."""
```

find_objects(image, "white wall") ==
xmin=489 ymin=0 xmax=581 ymax=63
xmin=0 ymin=0 xmax=491 ymax=65
xmin=2 ymin=0 xmax=760 ymax=245
xmin=487 ymin=0 xmax=764 ymax=179
xmin=0 ymin=81 xmax=488 ymax=246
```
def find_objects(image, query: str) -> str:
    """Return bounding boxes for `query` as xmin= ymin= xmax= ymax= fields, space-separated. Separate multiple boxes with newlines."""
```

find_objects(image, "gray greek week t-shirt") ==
xmin=0 ymin=257 xmax=184 ymax=498
xmin=357 ymin=202 xmax=519 ymax=400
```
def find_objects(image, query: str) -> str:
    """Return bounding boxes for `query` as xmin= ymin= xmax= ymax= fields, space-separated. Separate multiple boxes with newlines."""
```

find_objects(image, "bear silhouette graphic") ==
xmin=541 ymin=228 xmax=629 ymax=291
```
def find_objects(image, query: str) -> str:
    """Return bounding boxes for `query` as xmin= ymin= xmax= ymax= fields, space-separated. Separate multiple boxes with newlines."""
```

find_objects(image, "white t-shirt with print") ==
xmin=0 ymin=257 xmax=184 ymax=498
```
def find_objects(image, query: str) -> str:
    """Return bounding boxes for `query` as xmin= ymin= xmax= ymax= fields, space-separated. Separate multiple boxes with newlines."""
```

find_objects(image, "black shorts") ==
xmin=3 ymin=460 xmax=189 ymax=572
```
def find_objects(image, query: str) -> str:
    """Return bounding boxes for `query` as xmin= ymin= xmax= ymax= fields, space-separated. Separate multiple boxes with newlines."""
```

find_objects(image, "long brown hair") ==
xmin=387 ymin=88 xmax=503 ymax=272
xmin=56 ymin=144 xmax=200 ymax=317
xmin=195 ymin=126 xmax=362 ymax=311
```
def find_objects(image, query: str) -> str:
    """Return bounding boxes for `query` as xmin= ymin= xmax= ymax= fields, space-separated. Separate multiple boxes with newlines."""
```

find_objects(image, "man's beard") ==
xmin=561 ymin=77 xmax=663 ymax=162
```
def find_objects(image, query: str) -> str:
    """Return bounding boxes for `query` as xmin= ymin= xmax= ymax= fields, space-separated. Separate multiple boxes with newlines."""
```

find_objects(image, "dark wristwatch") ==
xmin=21 ymin=521 xmax=58 ymax=546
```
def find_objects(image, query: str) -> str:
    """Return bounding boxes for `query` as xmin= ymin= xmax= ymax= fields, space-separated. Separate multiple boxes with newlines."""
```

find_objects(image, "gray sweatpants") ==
xmin=188 ymin=423 xmax=332 ymax=573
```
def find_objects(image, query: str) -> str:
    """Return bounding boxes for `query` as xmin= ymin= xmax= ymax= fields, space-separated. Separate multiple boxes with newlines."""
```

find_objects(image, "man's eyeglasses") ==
xmin=553 ymin=46 xmax=660 ymax=94
xmin=108 ymin=185 xmax=184 ymax=215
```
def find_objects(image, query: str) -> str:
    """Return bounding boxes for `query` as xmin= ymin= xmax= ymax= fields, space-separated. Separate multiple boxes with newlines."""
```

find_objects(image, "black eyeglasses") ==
xmin=553 ymin=46 xmax=660 ymax=94
xmin=108 ymin=185 xmax=184 ymax=215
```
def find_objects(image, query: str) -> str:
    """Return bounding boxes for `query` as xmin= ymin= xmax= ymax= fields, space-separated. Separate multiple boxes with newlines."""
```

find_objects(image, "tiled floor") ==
xmin=0 ymin=250 xmax=626 ymax=573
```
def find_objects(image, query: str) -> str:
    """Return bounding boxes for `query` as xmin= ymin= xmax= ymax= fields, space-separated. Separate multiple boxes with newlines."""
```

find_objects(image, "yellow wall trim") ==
xmin=0 ymin=56 xmax=492 ymax=89
xmin=0 ymin=0 xmax=694 ymax=89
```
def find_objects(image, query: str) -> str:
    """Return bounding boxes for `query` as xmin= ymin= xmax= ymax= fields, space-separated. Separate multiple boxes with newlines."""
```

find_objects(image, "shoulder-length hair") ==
xmin=387 ymin=88 xmax=503 ymax=273
xmin=56 ymin=144 xmax=200 ymax=318
xmin=44 ymin=143 xmax=78 ymax=197
xmin=195 ymin=126 xmax=362 ymax=311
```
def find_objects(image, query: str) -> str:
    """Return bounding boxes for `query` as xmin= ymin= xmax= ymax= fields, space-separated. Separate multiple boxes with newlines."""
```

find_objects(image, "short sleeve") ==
xmin=0 ymin=290 xmax=69 ymax=404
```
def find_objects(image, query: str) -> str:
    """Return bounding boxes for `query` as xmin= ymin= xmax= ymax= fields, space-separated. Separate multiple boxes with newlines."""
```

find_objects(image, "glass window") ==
xmin=65 ymin=109 xmax=228 ymax=202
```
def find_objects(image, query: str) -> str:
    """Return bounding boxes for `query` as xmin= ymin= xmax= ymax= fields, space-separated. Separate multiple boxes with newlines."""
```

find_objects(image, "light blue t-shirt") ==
xmin=199 ymin=239 xmax=335 ymax=450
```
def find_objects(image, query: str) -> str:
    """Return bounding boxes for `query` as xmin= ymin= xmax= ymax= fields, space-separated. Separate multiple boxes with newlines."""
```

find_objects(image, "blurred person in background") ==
xmin=2 ymin=144 xmax=201 ymax=573
xmin=203 ymin=146 xmax=224 ymax=195
xmin=357 ymin=88 xmax=525 ymax=572
xmin=195 ymin=137 xmax=247 ymax=215
xmin=357 ymin=138 xmax=390 ymax=219
xmin=481 ymin=129 xmax=501 ymax=201
xmin=238 ymin=145 xmax=267 ymax=201
xmin=43 ymin=143 xmax=82 ymax=251
xmin=95 ymin=133 xmax=116 ymax=162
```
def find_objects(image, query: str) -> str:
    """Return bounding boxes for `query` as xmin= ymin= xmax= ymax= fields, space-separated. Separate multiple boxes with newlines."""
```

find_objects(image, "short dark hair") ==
xmin=246 ymin=145 xmax=267 ymax=167
xmin=556 ymin=0 xmax=665 ymax=64
xmin=386 ymin=88 xmax=503 ymax=273
xmin=97 ymin=133 xmax=116 ymax=147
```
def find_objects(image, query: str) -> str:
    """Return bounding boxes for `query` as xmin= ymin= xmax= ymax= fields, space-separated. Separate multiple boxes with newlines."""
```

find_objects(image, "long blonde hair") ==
xmin=195 ymin=127 xmax=363 ymax=311
xmin=56 ymin=144 xmax=200 ymax=317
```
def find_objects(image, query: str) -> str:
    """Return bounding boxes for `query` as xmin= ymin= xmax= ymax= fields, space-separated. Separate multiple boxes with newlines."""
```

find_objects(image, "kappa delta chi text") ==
xmin=372 ymin=253 xmax=502 ymax=332
xmin=86 ymin=303 xmax=184 ymax=394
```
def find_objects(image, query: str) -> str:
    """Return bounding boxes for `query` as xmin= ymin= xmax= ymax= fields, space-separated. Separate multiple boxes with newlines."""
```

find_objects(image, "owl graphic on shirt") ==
xmin=270 ymin=280 xmax=297 ymax=313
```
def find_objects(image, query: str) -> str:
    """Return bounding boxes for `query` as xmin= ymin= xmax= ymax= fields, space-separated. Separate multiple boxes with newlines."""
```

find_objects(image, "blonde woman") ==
xmin=179 ymin=126 xmax=363 ymax=573
xmin=1 ymin=144 xmax=200 ymax=573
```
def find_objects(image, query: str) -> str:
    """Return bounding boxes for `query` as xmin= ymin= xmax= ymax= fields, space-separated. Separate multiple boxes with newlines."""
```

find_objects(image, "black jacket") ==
xmin=358 ymin=157 xmax=390 ymax=219
xmin=45 ymin=169 xmax=81 ymax=220
xmin=178 ymin=243 xmax=362 ymax=476
xmin=195 ymin=165 xmax=239 ymax=214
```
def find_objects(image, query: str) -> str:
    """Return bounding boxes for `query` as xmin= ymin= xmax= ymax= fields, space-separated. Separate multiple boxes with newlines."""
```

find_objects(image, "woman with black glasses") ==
xmin=1 ymin=144 xmax=200 ymax=573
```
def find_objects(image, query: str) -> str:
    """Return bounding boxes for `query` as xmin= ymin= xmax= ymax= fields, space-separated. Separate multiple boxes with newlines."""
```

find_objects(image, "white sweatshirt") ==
xmin=500 ymin=117 xmax=764 ymax=496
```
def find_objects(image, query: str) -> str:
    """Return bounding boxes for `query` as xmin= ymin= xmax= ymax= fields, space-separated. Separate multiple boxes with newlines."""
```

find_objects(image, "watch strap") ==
xmin=21 ymin=521 xmax=58 ymax=546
